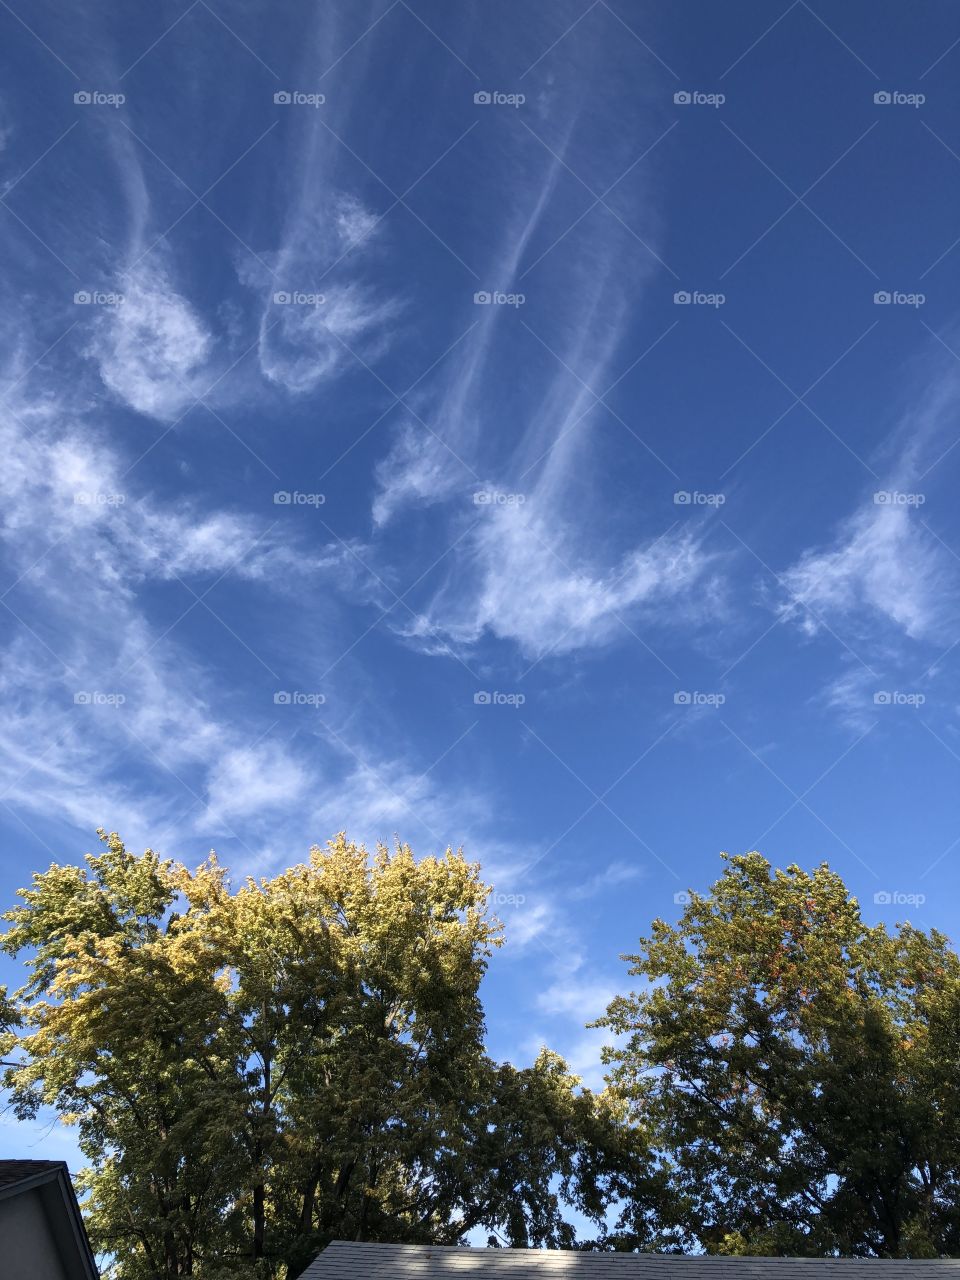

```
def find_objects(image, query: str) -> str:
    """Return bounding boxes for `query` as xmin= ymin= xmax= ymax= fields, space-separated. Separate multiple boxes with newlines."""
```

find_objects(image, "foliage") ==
xmin=14 ymin=836 xmax=959 ymax=1267
xmin=597 ymin=852 xmax=960 ymax=1257
xmin=1 ymin=832 xmax=640 ymax=1278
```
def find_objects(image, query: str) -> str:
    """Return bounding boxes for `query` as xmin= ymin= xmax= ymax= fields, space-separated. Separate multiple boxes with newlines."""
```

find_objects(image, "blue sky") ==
xmin=2 ymin=0 xmax=960 ymax=1165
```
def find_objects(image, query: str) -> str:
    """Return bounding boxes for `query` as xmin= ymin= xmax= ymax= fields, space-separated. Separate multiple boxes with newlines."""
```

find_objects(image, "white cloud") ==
xmin=368 ymin=98 xmax=719 ymax=659
xmin=0 ymin=408 xmax=316 ymax=602
xmin=819 ymin=667 xmax=883 ymax=731
xmin=334 ymin=193 xmax=381 ymax=249
xmin=537 ymin=974 xmax=616 ymax=1020
xmin=500 ymin=900 xmax=555 ymax=949
xmin=779 ymin=503 xmax=948 ymax=642
xmin=203 ymin=744 xmax=310 ymax=828
xmin=526 ymin=973 xmax=620 ymax=1089
xmin=371 ymin=158 xmax=567 ymax=528
xmin=258 ymin=282 xmax=399 ymax=394
xmin=406 ymin=499 xmax=713 ymax=659
xmin=236 ymin=108 xmax=401 ymax=396
xmin=779 ymin=355 xmax=960 ymax=649
xmin=579 ymin=859 xmax=645 ymax=895
xmin=91 ymin=265 xmax=214 ymax=420
xmin=0 ymin=390 xmax=349 ymax=852
xmin=0 ymin=389 xmax=508 ymax=875
xmin=551 ymin=1028 xmax=613 ymax=1091
xmin=372 ymin=424 xmax=471 ymax=527
xmin=0 ymin=376 xmax=515 ymax=886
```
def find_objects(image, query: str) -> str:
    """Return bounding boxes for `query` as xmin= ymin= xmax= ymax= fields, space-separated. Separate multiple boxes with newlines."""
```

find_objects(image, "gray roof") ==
xmin=302 ymin=1243 xmax=960 ymax=1279
xmin=0 ymin=1159 xmax=68 ymax=1197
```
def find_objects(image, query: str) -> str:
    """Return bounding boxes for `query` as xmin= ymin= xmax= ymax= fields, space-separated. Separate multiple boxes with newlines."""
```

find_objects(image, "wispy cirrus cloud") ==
xmin=778 ymin=360 xmax=960 ymax=647
xmin=82 ymin=52 xmax=402 ymax=418
xmin=0 ymin=377 xmax=364 ymax=853
xmin=257 ymin=279 xmax=399 ymax=394
xmin=0 ymin=402 xmax=336 ymax=594
xmin=779 ymin=502 xmax=948 ymax=643
xmin=372 ymin=194 xmax=714 ymax=657
xmin=0 ymin=361 xmax=510 ymax=871
xmin=241 ymin=87 xmax=403 ymax=395
xmin=372 ymin=141 xmax=569 ymax=528
xmin=90 ymin=263 xmax=215 ymax=420
xmin=406 ymin=500 xmax=711 ymax=659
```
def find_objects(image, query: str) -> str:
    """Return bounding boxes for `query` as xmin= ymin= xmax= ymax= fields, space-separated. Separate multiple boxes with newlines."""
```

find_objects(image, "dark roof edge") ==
xmin=0 ymin=1162 xmax=98 ymax=1279
xmin=0 ymin=1160 xmax=66 ymax=1202
xmin=52 ymin=1167 xmax=99 ymax=1280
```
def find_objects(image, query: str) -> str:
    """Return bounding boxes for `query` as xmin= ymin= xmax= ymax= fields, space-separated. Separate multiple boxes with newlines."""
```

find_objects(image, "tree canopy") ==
xmin=597 ymin=852 xmax=960 ymax=1257
xmin=0 ymin=832 xmax=644 ymax=1278
xmin=6 ymin=838 xmax=960 ymax=1271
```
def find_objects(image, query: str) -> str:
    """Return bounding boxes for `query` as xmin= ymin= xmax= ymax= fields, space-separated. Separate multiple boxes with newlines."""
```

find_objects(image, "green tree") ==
xmin=597 ymin=852 xmax=960 ymax=1258
xmin=2 ymin=832 xmax=642 ymax=1278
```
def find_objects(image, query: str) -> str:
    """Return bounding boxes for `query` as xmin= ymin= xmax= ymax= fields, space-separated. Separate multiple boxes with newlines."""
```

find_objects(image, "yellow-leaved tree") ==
xmin=0 ymin=831 xmax=651 ymax=1279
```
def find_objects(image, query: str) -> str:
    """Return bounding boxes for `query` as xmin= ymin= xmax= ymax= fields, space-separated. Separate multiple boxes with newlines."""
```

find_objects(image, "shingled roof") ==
xmin=302 ymin=1242 xmax=960 ymax=1279
xmin=0 ymin=1158 xmax=72 ymax=1196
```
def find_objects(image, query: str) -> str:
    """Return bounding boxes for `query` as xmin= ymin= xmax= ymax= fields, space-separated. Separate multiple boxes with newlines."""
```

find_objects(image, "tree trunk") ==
xmin=299 ymin=1173 xmax=319 ymax=1233
xmin=253 ymin=1181 xmax=266 ymax=1259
